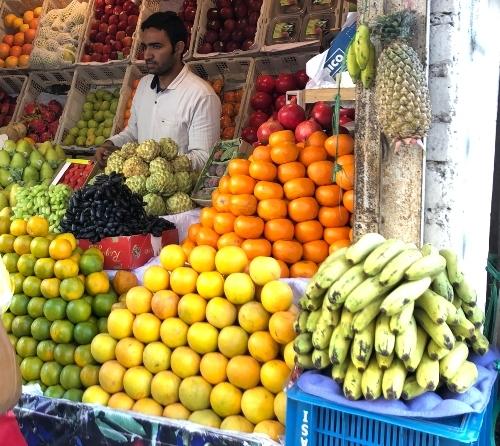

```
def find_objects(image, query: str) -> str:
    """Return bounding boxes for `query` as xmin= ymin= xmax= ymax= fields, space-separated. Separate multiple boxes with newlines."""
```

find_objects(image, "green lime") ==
xmin=31 ymin=317 xmax=52 ymax=341
xmin=11 ymin=315 xmax=33 ymax=337
xmin=10 ymin=294 xmax=29 ymax=316
xmin=43 ymin=298 xmax=67 ymax=321
xmin=92 ymin=292 xmax=117 ymax=317
xmin=9 ymin=334 xmax=18 ymax=348
xmin=79 ymin=254 xmax=103 ymax=275
xmin=74 ymin=344 xmax=96 ymax=367
xmin=10 ymin=273 xmax=24 ymax=294
xmin=37 ymin=339 xmax=56 ymax=362
xmin=15 ymin=336 xmax=38 ymax=357
xmin=80 ymin=364 xmax=100 ymax=388
xmin=97 ymin=317 xmax=108 ymax=334
xmin=83 ymin=295 xmax=93 ymax=306
xmin=27 ymin=297 xmax=46 ymax=318
xmin=44 ymin=385 xmax=65 ymax=398
xmin=34 ymin=258 xmax=55 ymax=279
xmin=17 ymin=254 xmax=36 ymax=276
xmin=66 ymin=299 xmax=92 ymax=324
xmin=54 ymin=343 xmax=76 ymax=366
xmin=59 ymin=364 xmax=82 ymax=390
xmin=3 ymin=252 xmax=20 ymax=273
xmin=2 ymin=312 xmax=14 ymax=332
xmin=20 ymin=356 xmax=43 ymax=381
xmin=50 ymin=320 xmax=74 ymax=344
xmin=73 ymin=321 xmax=98 ymax=345
xmin=23 ymin=276 xmax=42 ymax=297
xmin=40 ymin=361 xmax=62 ymax=387
xmin=63 ymin=388 xmax=83 ymax=402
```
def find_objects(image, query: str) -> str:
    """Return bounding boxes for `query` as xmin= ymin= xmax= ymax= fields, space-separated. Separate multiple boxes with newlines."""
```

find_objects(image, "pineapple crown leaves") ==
xmin=371 ymin=10 xmax=417 ymax=45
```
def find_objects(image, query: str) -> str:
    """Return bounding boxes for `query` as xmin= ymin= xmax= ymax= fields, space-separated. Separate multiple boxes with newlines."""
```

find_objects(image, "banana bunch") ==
xmin=294 ymin=233 xmax=489 ymax=401
xmin=347 ymin=24 xmax=376 ymax=88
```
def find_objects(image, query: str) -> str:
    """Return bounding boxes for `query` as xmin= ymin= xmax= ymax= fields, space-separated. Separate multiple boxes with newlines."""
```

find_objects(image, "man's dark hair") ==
xmin=141 ymin=11 xmax=188 ymax=47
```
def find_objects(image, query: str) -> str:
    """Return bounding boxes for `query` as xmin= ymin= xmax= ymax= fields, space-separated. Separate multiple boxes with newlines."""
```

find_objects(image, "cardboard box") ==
xmin=78 ymin=229 xmax=179 ymax=270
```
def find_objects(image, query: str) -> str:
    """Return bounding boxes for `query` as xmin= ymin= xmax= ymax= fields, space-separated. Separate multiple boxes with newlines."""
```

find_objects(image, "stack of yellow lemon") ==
xmin=1 ymin=216 xmax=116 ymax=402
xmin=85 ymin=244 xmax=298 ymax=441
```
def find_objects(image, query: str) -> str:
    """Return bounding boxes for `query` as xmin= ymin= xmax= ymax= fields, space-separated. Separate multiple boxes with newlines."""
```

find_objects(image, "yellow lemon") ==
xmin=159 ymin=244 xmax=187 ymax=271
xmin=82 ymin=385 xmax=110 ymax=405
xmin=260 ymin=280 xmax=293 ymax=313
xmin=26 ymin=216 xmax=49 ymax=237
xmin=132 ymin=313 xmax=161 ymax=343
xmin=107 ymin=308 xmax=134 ymax=339
xmin=249 ymin=256 xmax=281 ymax=285
xmin=143 ymin=265 xmax=169 ymax=292
xmin=205 ymin=297 xmax=237 ymax=329
xmin=90 ymin=333 xmax=117 ymax=363
xmin=10 ymin=219 xmax=27 ymax=236
xmin=56 ymin=233 xmax=77 ymax=250
xmin=215 ymin=246 xmax=248 ymax=275
xmin=143 ymin=342 xmax=171 ymax=373
xmin=160 ymin=318 xmax=188 ymax=348
xmin=115 ymin=337 xmax=144 ymax=368
xmin=177 ymin=293 xmax=206 ymax=325
xmin=125 ymin=286 xmax=153 ymax=314
xmin=170 ymin=267 xmax=198 ymax=295
xmin=188 ymin=245 xmax=216 ymax=272
xmin=196 ymin=271 xmax=224 ymax=299
xmin=123 ymin=366 xmax=152 ymax=400
xmin=224 ymin=273 xmax=255 ymax=304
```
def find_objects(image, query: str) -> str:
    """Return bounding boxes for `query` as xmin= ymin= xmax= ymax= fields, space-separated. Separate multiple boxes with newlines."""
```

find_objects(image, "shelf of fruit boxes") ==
xmin=0 ymin=73 xmax=28 ymax=125
xmin=192 ymin=0 xmax=272 ymax=59
xmin=186 ymin=57 xmax=254 ymax=139
xmin=0 ymin=0 xmax=44 ymax=71
xmin=29 ymin=0 xmax=93 ymax=70
xmin=55 ymin=64 xmax=127 ymax=146
xmin=112 ymin=62 xmax=149 ymax=136
xmin=131 ymin=0 xmax=202 ymax=63
xmin=76 ymin=0 xmax=141 ymax=65
xmin=13 ymin=68 xmax=75 ymax=139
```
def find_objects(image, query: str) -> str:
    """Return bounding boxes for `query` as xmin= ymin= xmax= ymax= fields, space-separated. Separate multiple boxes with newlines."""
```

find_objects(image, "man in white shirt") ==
xmin=96 ymin=12 xmax=221 ymax=171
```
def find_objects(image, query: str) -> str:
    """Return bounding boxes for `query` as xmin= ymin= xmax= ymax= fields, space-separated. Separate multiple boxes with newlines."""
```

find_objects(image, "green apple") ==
xmin=102 ymin=91 xmax=112 ymax=102
xmin=78 ymin=128 xmax=88 ymax=137
xmin=103 ymin=118 xmax=113 ymax=128
xmin=83 ymin=102 xmax=93 ymax=112
xmin=95 ymin=127 xmax=103 ymax=137
xmin=95 ymin=136 xmax=105 ymax=145
xmin=86 ymin=93 xmax=96 ymax=102
xmin=77 ymin=120 xmax=87 ymax=129
xmin=94 ymin=111 xmax=105 ymax=122
xmin=100 ymin=101 xmax=110 ymax=111
xmin=93 ymin=101 xmax=102 ymax=111
xmin=110 ymin=100 xmax=118 ymax=113
xmin=104 ymin=110 xmax=114 ymax=119
xmin=63 ymin=135 xmax=75 ymax=146
xmin=88 ymin=120 xmax=98 ymax=129
xmin=102 ymin=128 xmax=111 ymax=139
xmin=95 ymin=90 xmax=105 ymax=100
xmin=69 ymin=127 xmax=79 ymax=137
xmin=76 ymin=136 xmax=86 ymax=146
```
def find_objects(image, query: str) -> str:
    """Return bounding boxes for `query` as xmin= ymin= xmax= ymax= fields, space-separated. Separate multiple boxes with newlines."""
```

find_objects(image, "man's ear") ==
xmin=175 ymin=41 xmax=186 ymax=58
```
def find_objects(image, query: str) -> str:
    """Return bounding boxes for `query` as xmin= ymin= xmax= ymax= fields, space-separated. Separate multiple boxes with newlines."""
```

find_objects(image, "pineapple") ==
xmin=372 ymin=10 xmax=431 ymax=152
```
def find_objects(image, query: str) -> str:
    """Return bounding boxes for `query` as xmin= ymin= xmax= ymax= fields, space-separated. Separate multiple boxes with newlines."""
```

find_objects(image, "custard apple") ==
xmin=146 ymin=171 xmax=177 ymax=195
xmin=119 ymin=142 xmax=138 ymax=158
xmin=104 ymin=151 xmax=124 ymax=174
xmin=122 ymin=156 xmax=149 ymax=177
xmin=136 ymin=139 xmax=160 ymax=162
xmin=174 ymin=171 xmax=193 ymax=194
xmin=125 ymin=175 xmax=147 ymax=195
xmin=165 ymin=192 xmax=194 ymax=214
xmin=144 ymin=193 xmax=167 ymax=216
xmin=159 ymin=137 xmax=179 ymax=160
xmin=149 ymin=157 xmax=173 ymax=175
xmin=172 ymin=155 xmax=191 ymax=172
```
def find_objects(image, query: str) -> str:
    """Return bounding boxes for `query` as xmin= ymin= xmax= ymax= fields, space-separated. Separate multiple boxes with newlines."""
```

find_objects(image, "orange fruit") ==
xmin=0 ymin=43 xmax=9 ymax=59
xmin=13 ymin=32 xmax=24 ymax=46
xmin=199 ymin=352 xmax=228 ymax=385
xmin=247 ymin=331 xmax=279 ymax=362
xmin=24 ymin=28 xmax=36 ymax=44
xmin=49 ymin=238 xmax=73 ymax=260
xmin=226 ymin=355 xmax=260 ymax=389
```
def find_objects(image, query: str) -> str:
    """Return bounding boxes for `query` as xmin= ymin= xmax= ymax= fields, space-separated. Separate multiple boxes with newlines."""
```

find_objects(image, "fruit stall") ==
xmin=0 ymin=0 xmax=497 ymax=445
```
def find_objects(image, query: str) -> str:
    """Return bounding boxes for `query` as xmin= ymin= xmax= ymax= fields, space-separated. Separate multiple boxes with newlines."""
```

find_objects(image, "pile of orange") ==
xmin=0 ymin=7 xmax=41 ymax=68
xmin=185 ymin=129 xmax=355 ymax=278
xmin=123 ymin=78 xmax=141 ymax=127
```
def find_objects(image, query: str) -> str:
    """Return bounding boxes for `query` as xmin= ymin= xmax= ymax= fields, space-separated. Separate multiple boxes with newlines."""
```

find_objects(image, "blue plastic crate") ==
xmin=285 ymin=383 xmax=497 ymax=446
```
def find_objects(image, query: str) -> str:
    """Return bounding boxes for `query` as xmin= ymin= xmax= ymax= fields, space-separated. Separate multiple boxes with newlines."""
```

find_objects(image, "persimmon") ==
xmin=195 ymin=227 xmax=219 ymax=248
xmin=306 ymin=130 xmax=328 ymax=148
xmin=200 ymin=207 xmax=217 ymax=229
xmin=335 ymin=162 xmax=354 ymax=190
xmin=324 ymin=134 xmax=354 ymax=157
xmin=241 ymin=239 xmax=272 ymax=259
xmin=229 ymin=174 xmax=256 ymax=195
xmin=269 ymin=130 xmax=295 ymax=146
xmin=264 ymin=219 xmax=295 ymax=242
xmin=318 ymin=206 xmax=350 ymax=228
xmin=270 ymin=142 xmax=299 ymax=165
xmin=252 ymin=145 xmax=272 ymax=162
xmin=230 ymin=194 xmax=257 ymax=216
xmin=283 ymin=178 xmax=315 ymax=200
xmin=298 ymin=145 xmax=327 ymax=167
xmin=307 ymin=160 xmax=334 ymax=186
xmin=343 ymin=189 xmax=354 ymax=212
xmin=234 ymin=216 xmax=265 ymax=239
xmin=302 ymin=240 xmax=329 ymax=263
xmin=277 ymin=162 xmax=306 ymax=184
xmin=228 ymin=159 xmax=250 ymax=176
xmin=188 ymin=223 xmax=202 ymax=242
xmin=272 ymin=240 xmax=303 ymax=264
xmin=213 ymin=193 xmax=231 ymax=212
xmin=329 ymin=239 xmax=351 ymax=253
xmin=213 ymin=213 xmax=237 ymax=235
xmin=253 ymin=181 xmax=283 ymax=200
xmin=218 ymin=175 xmax=231 ymax=193
xmin=217 ymin=232 xmax=244 ymax=248
xmin=315 ymin=185 xmax=343 ymax=207
xmin=294 ymin=220 xmax=323 ymax=243
xmin=290 ymin=261 xmax=318 ymax=278
xmin=288 ymin=197 xmax=319 ymax=223
xmin=323 ymin=227 xmax=351 ymax=245
xmin=249 ymin=161 xmax=277 ymax=181
xmin=257 ymin=199 xmax=288 ymax=221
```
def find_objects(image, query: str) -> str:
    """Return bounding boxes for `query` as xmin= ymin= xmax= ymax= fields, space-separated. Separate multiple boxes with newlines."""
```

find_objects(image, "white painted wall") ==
xmin=425 ymin=0 xmax=500 ymax=309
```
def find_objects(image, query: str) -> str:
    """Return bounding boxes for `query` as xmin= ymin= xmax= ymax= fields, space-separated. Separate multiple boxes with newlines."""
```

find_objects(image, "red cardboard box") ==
xmin=78 ymin=229 xmax=179 ymax=270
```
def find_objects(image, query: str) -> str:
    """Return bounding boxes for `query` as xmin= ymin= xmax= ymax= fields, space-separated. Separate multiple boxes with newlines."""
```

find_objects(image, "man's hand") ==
xmin=95 ymin=142 xmax=116 ymax=167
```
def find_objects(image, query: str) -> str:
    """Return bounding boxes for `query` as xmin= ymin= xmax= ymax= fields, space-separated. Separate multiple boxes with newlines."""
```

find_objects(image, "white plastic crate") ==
xmin=192 ymin=0 xmax=271 ymax=59
xmin=55 ymin=64 xmax=127 ymax=145
xmin=0 ymin=73 xmax=28 ymax=124
xmin=186 ymin=57 xmax=253 ymax=138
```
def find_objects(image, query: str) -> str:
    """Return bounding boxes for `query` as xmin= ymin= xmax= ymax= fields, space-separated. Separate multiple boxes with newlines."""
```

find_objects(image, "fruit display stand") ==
xmin=0 ymin=73 xmax=28 ymax=125
xmin=55 ymin=64 xmax=127 ymax=147
xmin=287 ymin=86 xmax=356 ymax=107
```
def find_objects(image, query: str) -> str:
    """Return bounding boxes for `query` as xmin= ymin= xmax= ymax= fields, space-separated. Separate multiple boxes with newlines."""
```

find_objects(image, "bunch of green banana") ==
xmin=346 ymin=23 xmax=376 ymax=88
xmin=292 ymin=233 xmax=489 ymax=401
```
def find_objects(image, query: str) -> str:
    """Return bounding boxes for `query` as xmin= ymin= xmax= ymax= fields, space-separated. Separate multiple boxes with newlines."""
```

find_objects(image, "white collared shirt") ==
xmin=109 ymin=65 xmax=221 ymax=170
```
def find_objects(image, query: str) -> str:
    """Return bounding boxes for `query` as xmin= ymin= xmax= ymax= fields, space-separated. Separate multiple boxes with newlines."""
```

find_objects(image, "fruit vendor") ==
xmin=96 ymin=12 xmax=221 ymax=170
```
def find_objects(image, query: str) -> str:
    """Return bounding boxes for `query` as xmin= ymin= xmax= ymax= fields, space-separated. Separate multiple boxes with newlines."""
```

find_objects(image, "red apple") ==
xmin=184 ymin=7 xmax=196 ymax=21
xmin=219 ymin=29 xmax=231 ymax=42
xmin=117 ymin=20 xmax=127 ymax=31
xmin=104 ymin=4 xmax=113 ymax=14
xmin=118 ymin=11 xmax=128 ymax=21
xmin=109 ymin=14 xmax=119 ymax=25
xmin=127 ymin=14 xmax=138 ymax=26
xmin=235 ymin=4 xmax=248 ymax=18
xmin=95 ymin=32 xmax=107 ymax=43
xmin=110 ymin=51 xmax=118 ymax=60
xmin=220 ymin=7 xmax=234 ymax=19
xmin=91 ymin=53 xmax=102 ymax=62
xmin=224 ymin=19 xmax=236 ymax=32
xmin=113 ymin=5 xmax=122 ymax=15
xmin=213 ymin=41 xmax=224 ymax=52
xmin=93 ymin=42 xmax=104 ymax=53
xmin=122 ymin=36 xmax=132 ymax=47
xmin=116 ymin=30 xmax=126 ymax=41
xmin=102 ymin=44 xmax=112 ymax=54
xmin=125 ymin=25 xmax=135 ymax=35
xmin=113 ymin=40 xmax=123 ymax=51
xmin=89 ymin=29 xmax=98 ymax=42
xmin=95 ymin=0 xmax=105 ymax=7
xmin=91 ymin=21 xmax=100 ymax=31
xmin=241 ymin=39 xmax=253 ymax=51
xmin=108 ymin=24 xmax=117 ymax=36
xmin=104 ymin=35 xmax=113 ymax=44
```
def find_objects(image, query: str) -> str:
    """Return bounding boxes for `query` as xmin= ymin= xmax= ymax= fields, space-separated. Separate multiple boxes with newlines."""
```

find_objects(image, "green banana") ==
xmin=319 ymin=296 xmax=341 ymax=326
xmin=461 ymin=303 xmax=485 ymax=328
xmin=471 ymin=332 xmax=489 ymax=355
xmin=421 ymin=243 xmax=439 ymax=256
xmin=312 ymin=322 xmax=334 ymax=350
xmin=403 ymin=326 xmax=428 ymax=372
xmin=448 ymin=308 xmax=475 ymax=340
xmin=352 ymin=297 xmax=384 ymax=333
xmin=402 ymin=376 xmax=428 ymax=400
xmin=354 ymin=24 xmax=370 ymax=70
xmin=293 ymin=333 xmax=313 ymax=354
xmin=439 ymin=249 xmax=464 ymax=285
xmin=315 ymin=257 xmax=352 ymax=290
xmin=294 ymin=309 xmax=309 ymax=333
xmin=331 ymin=361 xmax=349 ymax=384
xmin=427 ymin=339 xmax=450 ymax=361
xmin=345 ymin=232 xmax=385 ymax=264
xmin=415 ymin=289 xmax=452 ymax=325
xmin=376 ymin=351 xmax=394 ymax=370
xmin=363 ymin=239 xmax=407 ymax=276
xmin=375 ymin=314 xmax=395 ymax=356
xmin=339 ymin=307 xmax=355 ymax=339
xmin=306 ymin=308 xmax=322 ymax=333
xmin=343 ymin=360 xmax=363 ymax=400
xmin=344 ymin=275 xmax=391 ymax=313
xmin=380 ymin=277 xmax=432 ymax=316
xmin=326 ymin=300 xmax=344 ymax=312
xmin=416 ymin=351 xmax=439 ymax=391
xmin=350 ymin=321 xmax=375 ymax=371
xmin=389 ymin=301 xmax=414 ymax=335
xmin=317 ymin=247 xmax=348 ymax=274
xmin=439 ymin=341 xmax=469 ymax=381
xmin=312 ymin=349 xmax=330 ymax=369
xmin=329 ymin=325 xmax=351 ymax=365
xmin=447 ymin=361 xmax=478 ymax=393
xmin=360 ymin=45 xmax=375 ymax=89
xmin=382 ymin=358 xmax=407 ymax=400
xmin=379 ymin=249 xmax=423 ymax=287
xmin=361 ymin=357 xmax=383 ymax=400
xmin=327 ymin=264 xmax=366 ymax=304
xmin=298 ymin=295 xmax=309 ymax=310
xmin=346 ymin=40 xmax=360 ymax=82
xmin=431 ymin=270 xmax=455 ymax=301
xmin=455 ymin=279 xmax=477 ymax=304
xmin=295 ymin=353 xmax=314 ymax=369
xmin=414 ymin=308 xmax=455 ymax=350
xmin=404 ymin=255 xmax=446 ymax=281
xmin=452 ymin=296 xmax=462 ymax=309
xmin=395 ymin=316 xmax=417 ymax=362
